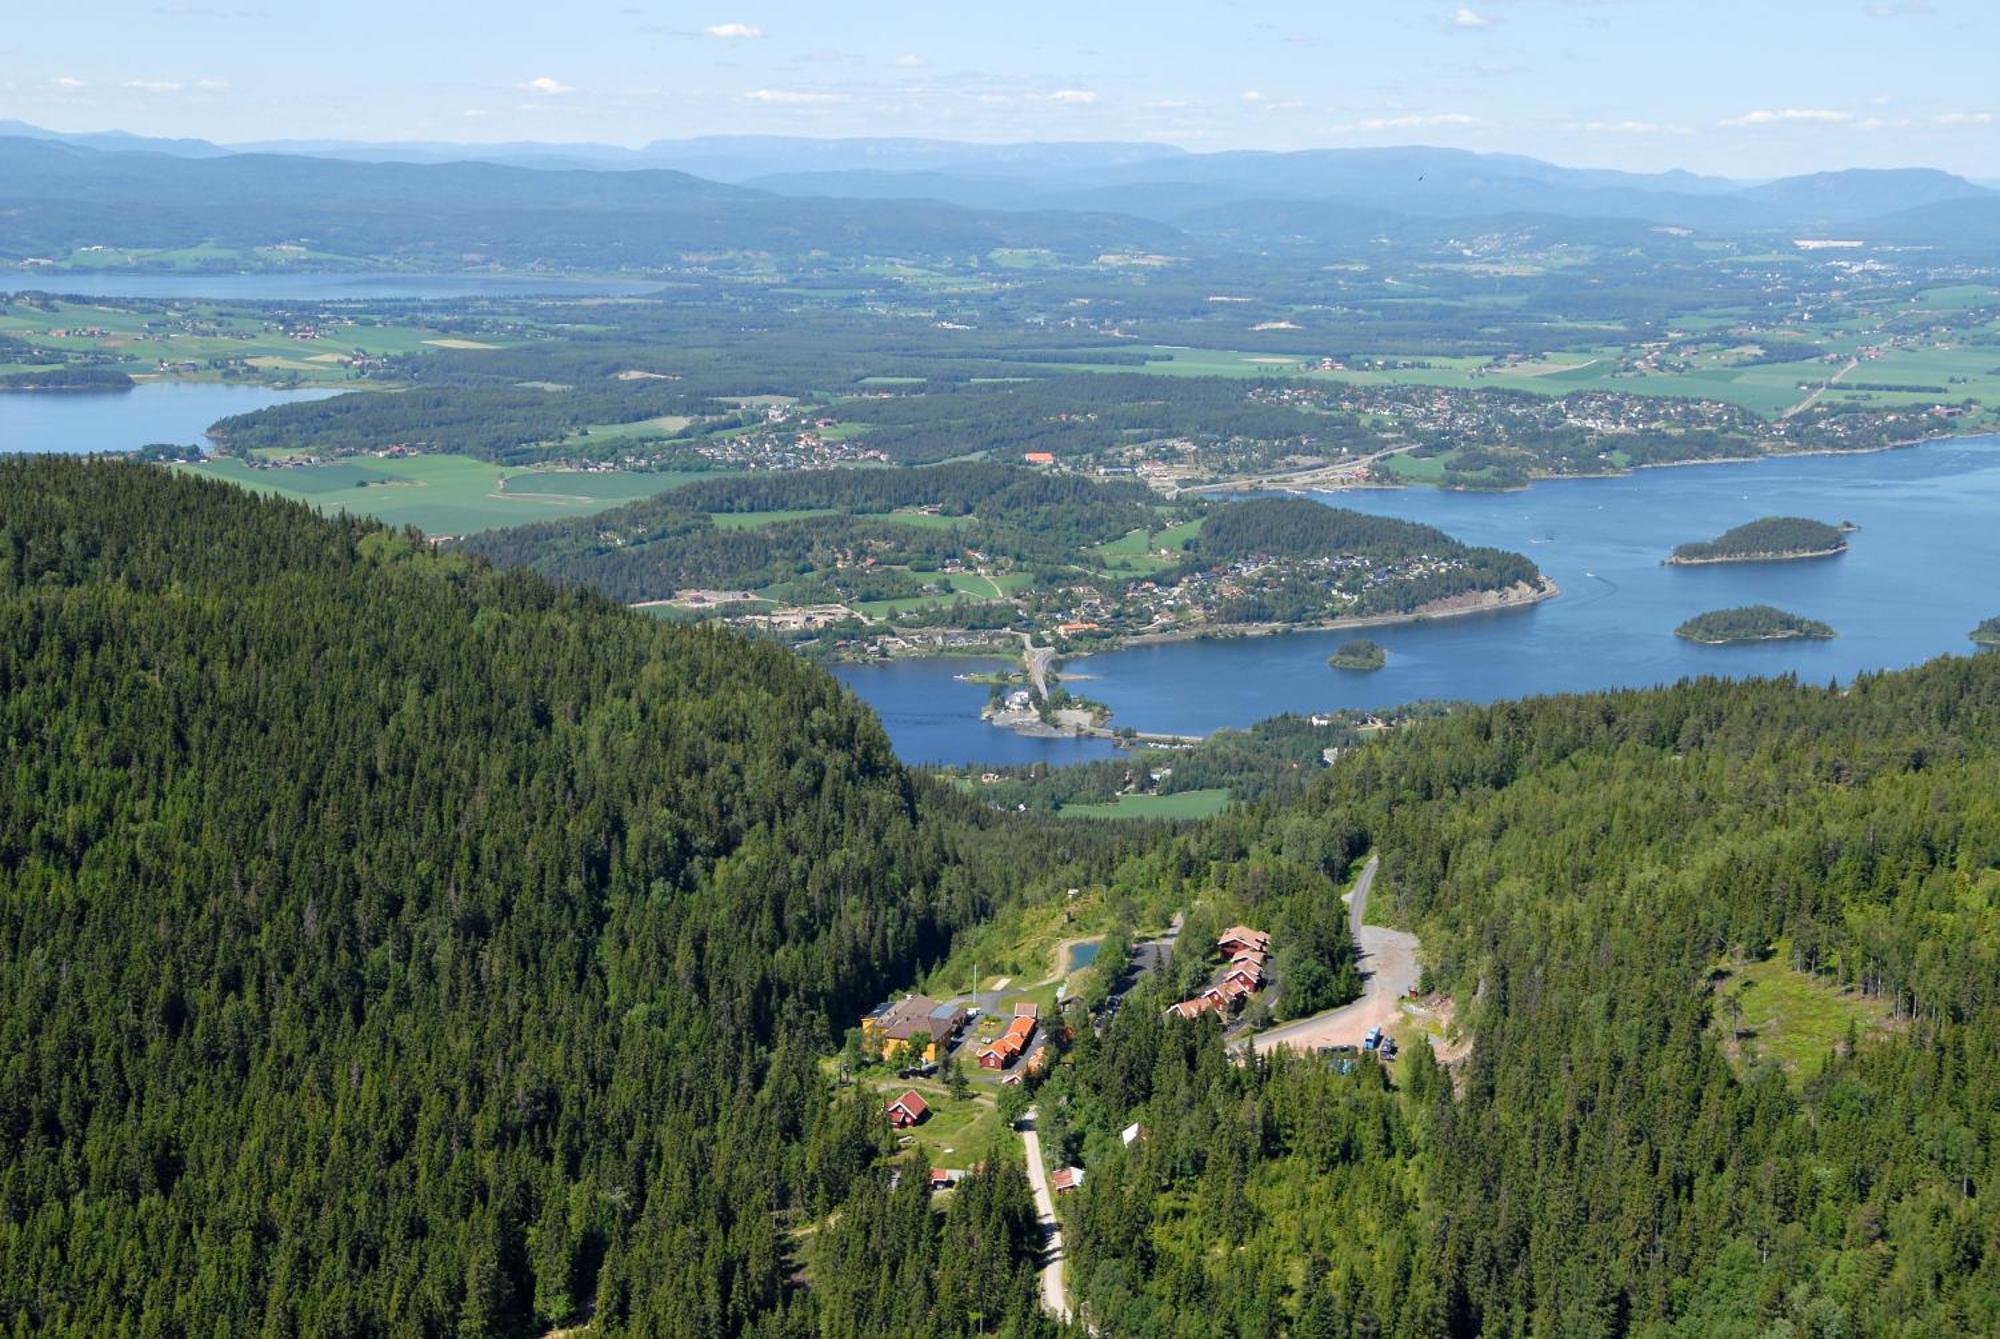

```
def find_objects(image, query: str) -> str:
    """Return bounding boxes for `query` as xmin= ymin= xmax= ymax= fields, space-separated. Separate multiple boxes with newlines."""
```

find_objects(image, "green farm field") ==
xmin=1058 ymin=788 xmax=1232 ymax=821
xmin=179 ymin=457 xmax=703 ymax=535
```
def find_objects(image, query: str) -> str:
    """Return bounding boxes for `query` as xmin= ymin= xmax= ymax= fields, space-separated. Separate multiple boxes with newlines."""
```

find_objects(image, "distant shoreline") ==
xmin=1109 ymin=576 xmax=1559 ymax=649
xmin=1204 ymin=427 xmax=1986 ymax=498
xmin=1666 ymin=544 xmax=1846 ymax=567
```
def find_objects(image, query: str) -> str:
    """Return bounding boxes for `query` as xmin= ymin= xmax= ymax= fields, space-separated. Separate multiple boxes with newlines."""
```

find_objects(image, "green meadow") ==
xmin=179 ymin=457 xmax=705 ymax=535
xmin=1058 ymin=788 xmax=1232 ymax=821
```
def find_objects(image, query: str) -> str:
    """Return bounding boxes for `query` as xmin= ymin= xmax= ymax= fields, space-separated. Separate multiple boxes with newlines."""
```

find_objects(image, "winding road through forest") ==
xmin=1250 ymin=856 xmax=1420 ymax=1055
xmin=1017 ymin=1106 xmax=1071 ymax=1321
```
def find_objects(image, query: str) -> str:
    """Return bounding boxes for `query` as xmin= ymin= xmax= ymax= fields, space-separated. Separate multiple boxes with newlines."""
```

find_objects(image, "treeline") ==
xmin=663 ymin=460 xmax=1161 ymax=532
xmin=206 ymin=380 xmax=725 ymax=464
xmin=1671 ymin=515 xmax=1847 ymax=561
xmin=1194 ymin=497 xmax=1480 ymax=566
xmin=0 ymin=365 xmax=134 ymax=390
xmin=0 ymin=458 xmax=1134 ymax=1336
xmin=945 ymin=713 xmax=1372 ymax=812
xmin=832 ymin=374 xmax=1326 ymax=464
xmin=1675 ymin=604 xmax=1837 ymax=642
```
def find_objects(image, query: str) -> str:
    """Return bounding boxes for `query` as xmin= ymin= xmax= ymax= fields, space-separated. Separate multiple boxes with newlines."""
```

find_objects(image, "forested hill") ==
xmin=1049 ymin=658 xmax=2000 ymax=1333
xmin=0 ymin=458 xmax=1077 ymax=1336
xmin=455 ymin=462 xmax=1165 ymax=602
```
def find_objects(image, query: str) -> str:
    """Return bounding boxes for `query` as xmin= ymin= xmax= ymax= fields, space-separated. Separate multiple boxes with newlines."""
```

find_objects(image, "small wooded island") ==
xmin=1668 ymin=516 xmax=1849 ymax=565
xmin=0 ymin=366 xmax=136 ymax=392
xmin=1328 ymin=638 xmax=1387 ymax=671
xmin=1676 ymin=605 xmax=1836 ymax=644
xmin=1973 ymin=616 xmax=2000 ymax=649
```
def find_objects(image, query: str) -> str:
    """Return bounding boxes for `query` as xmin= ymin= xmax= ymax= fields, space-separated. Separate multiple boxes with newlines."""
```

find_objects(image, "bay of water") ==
xmin=830 ymin=658 xmax=1121 ymax=767
xmin=0 ymin=381 xmax=340 ymax=455
xmin=838 ymin=437 xmax=2000 ymax=762
xmin=3 ymin=273 xmax=663 ymax=302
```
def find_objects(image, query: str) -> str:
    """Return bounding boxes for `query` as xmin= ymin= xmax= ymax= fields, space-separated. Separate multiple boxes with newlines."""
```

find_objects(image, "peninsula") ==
xmin=1973 ymin=616 xmax=2000 ymax=649
xmin=1676 ymin=605 xmax=1836 ymax=645
xmin=1668 ymin=516 xmax=1850 ymax=565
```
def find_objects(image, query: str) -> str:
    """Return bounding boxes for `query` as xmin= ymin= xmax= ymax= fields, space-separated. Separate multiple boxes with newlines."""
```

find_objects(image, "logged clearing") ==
xmin=1712 ymin=948 xmax=1899 ymax=1079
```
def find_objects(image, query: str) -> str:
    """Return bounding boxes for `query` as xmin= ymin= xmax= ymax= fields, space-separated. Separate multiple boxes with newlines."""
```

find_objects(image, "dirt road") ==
xmin=1250 ymin=856 xmax=1420 ymax=1055
xmin=1017 ymin=1107 xmax=1071 ymax=1320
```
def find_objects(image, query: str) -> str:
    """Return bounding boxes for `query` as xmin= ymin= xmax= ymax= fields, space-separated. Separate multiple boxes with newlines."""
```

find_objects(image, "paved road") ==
xmin=1017 ymin=1107 xmax=1070 ymax=1320
xmin=1250 ymin=856 xmax=1420 ymax=1055
xmin=1783 ymin=355 xmax=1858 ymax=420
xmin=1017 ymin=633 xmax=1055 ymax=700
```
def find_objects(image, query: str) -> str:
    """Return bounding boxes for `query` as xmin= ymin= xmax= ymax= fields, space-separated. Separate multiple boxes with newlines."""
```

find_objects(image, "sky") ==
xmin=5 ymin=1 xmax=1997 ymax=179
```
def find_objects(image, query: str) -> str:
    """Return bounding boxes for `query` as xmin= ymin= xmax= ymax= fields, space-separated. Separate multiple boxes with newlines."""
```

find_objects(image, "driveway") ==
xmin=1250 ymin=856 xmax=1420 ymax=1055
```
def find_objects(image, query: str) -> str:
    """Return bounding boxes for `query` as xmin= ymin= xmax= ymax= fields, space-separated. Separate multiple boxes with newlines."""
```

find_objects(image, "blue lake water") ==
xmin=830 ymin=659 xmax=1121 ymax=767
xmin=838 ymin=437 xmax=2000 ymax=762
xmin=3 ymin=273 xmax=663 ymax=302
xmin=0 ymin=381 xmax=340 ymax=455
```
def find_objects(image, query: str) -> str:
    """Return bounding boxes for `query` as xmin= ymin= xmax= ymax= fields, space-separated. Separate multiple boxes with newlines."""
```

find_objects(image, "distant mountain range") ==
xmin=2 ymin=120 xmax=1994 ymax=268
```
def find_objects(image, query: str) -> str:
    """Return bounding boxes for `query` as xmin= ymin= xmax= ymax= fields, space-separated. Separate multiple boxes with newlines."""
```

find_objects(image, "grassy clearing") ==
xmin=1086 ymin=517 xmax=1205 ymax=573
xmin=1711 ymin=947 xmax=1898 ymax=1079
xmin=883 ymin=1082 xmax=1013 ymax=1166
xmin=180 ymin=456 xmax=699 ymax=535
xmin=1058 ymin=789 xmax=1232 ymax=821
xmin=923 ymin=889 xmax=1130 ymax=997
xmin=555 ymin=414 xmax=696 ymax=447
xmin=1382 ymin=452 xmax=1448 ymax=483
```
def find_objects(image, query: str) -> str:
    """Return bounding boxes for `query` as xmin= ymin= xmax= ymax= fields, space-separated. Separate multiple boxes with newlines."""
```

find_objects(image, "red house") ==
xmin=886 ymin=1090 xmax=930 ymax=1128
xmin=1216 ymin=926 xmax=1271 ymax=957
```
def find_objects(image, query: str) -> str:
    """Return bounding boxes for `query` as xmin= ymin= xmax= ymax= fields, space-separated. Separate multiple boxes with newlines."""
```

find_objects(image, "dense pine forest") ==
xmin=9 ymin=457 xmax=2000 ymax=1337
xmin=0 ymin=458 xmax=1107 ymax=1337
xmin=1044 ymin=659 xmax=2000 ymax=1335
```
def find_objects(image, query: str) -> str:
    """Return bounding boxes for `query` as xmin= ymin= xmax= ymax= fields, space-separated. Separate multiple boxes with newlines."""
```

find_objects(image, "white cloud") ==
xmin=705 ymin=22 xmax=764 ymax=39
xmin=122 ymin=78 xmax=185 ymax=93
xmin=1721 ymin=108 xmax=1851 ymax=127
xmin=524 ymin=76 xmax=572 ymax=95
xmin=1572 ymin=119 xmax=1693 ymax=136
xmin=1452 ymin=6 xmax=1494 ymax=28
xmin=745 ymin=88 xmax=843 ymax=104
xmin=893 ymin=54 xmax=925 ymax=68
xmin=1240 ymin=90 xmax=1266 ymax=105
xmin=1342 ymin=111 xmax=1481 ymax=131
xmin=1937 ymin=111 xmax=1994 ymax=125
xmin=1050 ymin=89 xmax=1098 ymax=105
xmin=193 ymin=78 xmax=230 ymax=91
xmin=54 ymin=75 xmax=86 ymax=89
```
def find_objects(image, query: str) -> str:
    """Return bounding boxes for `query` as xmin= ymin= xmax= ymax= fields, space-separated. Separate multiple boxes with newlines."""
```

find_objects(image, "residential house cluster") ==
xmin=976 ymin=1002 xmax=1039 ymax=1072
xmin=863 ymin=994 xmax=969 ymax=1066
xmin=1169 ymin=926 xmax=1271 ymax=1021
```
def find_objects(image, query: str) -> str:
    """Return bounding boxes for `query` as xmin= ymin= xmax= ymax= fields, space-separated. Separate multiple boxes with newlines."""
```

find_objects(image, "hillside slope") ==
xmin=0 ymin=458 xmax=1070 ymax=1336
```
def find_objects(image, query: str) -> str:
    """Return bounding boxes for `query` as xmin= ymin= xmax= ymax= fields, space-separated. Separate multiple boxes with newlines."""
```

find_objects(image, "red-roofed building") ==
xmin=977 ymin=1036 xmax=1024 ymax=1070
xmin=1216 ymin=926 xmax=1271 ymax=957
xmin=886 ymin=1090 xmax=930 ymax=1128
xmin=1052 ymin=1166 xmax=1084 ymax=1194
xmin=1023 ymin=451 xmax=1056 ymax=465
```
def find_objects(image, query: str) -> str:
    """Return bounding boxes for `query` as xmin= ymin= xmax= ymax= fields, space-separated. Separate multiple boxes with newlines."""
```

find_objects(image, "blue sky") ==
xmin=6 ymin=1 xmax=1996 ymax=177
